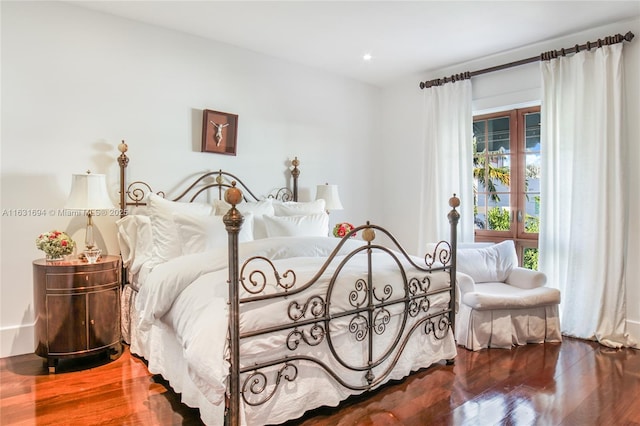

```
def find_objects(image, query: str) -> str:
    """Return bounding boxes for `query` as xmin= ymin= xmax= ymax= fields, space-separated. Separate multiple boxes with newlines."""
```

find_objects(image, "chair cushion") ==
xmin=457 ymin=240 xmax=518 ymax=283
xmin=462 ymin=282 xmax=561 ymax=310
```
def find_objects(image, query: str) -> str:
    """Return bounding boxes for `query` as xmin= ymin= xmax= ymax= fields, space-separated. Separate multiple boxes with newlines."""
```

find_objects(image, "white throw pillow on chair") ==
xmin=456 ymin=240 xmax=518 ymax=283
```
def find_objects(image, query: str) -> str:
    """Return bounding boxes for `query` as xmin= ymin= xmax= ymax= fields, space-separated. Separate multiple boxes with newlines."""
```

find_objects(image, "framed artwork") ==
xmin=201 ymin=109 xmax=238 ymax=155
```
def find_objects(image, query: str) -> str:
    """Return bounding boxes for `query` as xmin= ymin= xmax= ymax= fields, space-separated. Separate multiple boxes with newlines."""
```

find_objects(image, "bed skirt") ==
xmin=456 ymin=304 xmax=562 ymax=351
xmin=121 ymin=284 xmax=135 ymax=345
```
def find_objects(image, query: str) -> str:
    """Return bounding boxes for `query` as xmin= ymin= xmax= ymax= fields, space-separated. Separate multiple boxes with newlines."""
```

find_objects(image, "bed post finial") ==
xmin=223 ymin=181 xmax=243 ymax=426
xmin=448 ymin=193 xmax=460 ymax=211
xmin=224 ymin=181 xmax=243 ymax=207
xmin=223 ymin=181 xmax=244 ymax=238
xmin=362 ymin=221 xmax=376 ymax=243
xmin=118 ymin=140 xmax=128 ymax=155
xmin=291 ymin=156 xmax=300 ymax=202
xmin=447 ymin=194 xmax=460 ymax=232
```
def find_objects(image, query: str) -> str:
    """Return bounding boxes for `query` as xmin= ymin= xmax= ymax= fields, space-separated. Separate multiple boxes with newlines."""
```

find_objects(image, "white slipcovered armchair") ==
xmin=455 ymin=240 xmax=562 ymax=351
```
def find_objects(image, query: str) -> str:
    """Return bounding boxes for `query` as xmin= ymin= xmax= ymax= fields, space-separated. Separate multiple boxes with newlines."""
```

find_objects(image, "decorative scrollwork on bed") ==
xmin=287 ymin=323 xmax=326 ymax=350
xmin=125 ymin=181 xmax=166 ymax=206
xmin=425 ymin=240 xmax=453 ymax=267
xmin=241 ymin=363 xmax=299 ymax=407
xmin=270 ymin=187 xmax=295 ymax=202
xmin=425 ymin=312 xmax=451 ymax=340
xmin=231 ymin=218 xmax=458 ymax=410
xmin=288 ymin=295 xmax=325 ymax=322
xmin=240 ymin=257 xmax=297 ymax=294
xmin=408 ymin=276 xmax=432 ymax=316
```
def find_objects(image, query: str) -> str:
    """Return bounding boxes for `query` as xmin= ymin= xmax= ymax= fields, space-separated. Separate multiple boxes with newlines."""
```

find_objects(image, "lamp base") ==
xmin=78 ymin=248 xmax=103 ymax=263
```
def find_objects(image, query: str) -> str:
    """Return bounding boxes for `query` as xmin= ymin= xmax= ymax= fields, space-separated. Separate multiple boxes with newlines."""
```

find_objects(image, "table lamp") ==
xmin=315 ymin=183 xmax=343 ymax=214
xmin=65 ymin=171 xmax=114 ymax=260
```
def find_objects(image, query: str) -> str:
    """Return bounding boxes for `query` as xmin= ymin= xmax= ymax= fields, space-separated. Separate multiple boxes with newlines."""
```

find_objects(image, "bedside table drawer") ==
xmin=46 ymin=269 xmax=118 ymax=290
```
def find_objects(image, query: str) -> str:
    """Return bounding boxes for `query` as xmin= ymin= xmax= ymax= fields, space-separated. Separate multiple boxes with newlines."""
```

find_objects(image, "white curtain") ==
xmin=539 ymin=43 xmax=635 ymax=348
xmin=418 ymin=80 xmax=474 ymax=253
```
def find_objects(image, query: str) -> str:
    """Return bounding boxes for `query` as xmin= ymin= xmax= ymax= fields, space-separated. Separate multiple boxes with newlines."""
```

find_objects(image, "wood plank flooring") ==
xmin=1 ymin=337 xmax=638 ymax=425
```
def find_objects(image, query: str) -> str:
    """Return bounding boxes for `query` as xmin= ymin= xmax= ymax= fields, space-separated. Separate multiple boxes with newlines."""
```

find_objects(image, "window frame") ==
xmin=473 ymin=106 xmax=541 ymax=266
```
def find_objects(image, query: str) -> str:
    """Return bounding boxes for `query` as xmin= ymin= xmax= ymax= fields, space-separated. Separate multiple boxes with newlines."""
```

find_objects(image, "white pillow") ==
xmin=273 ymin=199 xmax=325 ymax=216
xmin=263 ymin=213 xmax=329 ymax=238
xmin=174 ymin=212 xmax=254 ymax=255
xmin=147 ymin=193 xmax=213 ymax=263
xmin=116 ymin=215 xmax=153 ymax=274
xmin=214 ymin=199 xmax=274 ymax=240
xmin=456 ymin=240 xmax=518 ymax=283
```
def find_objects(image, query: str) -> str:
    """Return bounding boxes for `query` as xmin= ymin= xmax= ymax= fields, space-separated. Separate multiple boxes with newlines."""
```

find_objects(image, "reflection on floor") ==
xmin=1 ymin=337 xmax=638 ymax=425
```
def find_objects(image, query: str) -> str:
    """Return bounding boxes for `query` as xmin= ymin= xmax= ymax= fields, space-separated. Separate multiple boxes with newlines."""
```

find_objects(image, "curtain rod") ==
xmin=419 ymin=31 xmax=635 ymax=89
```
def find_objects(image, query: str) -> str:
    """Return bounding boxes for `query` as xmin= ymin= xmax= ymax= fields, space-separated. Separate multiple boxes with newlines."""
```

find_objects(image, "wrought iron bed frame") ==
xmin=116 ymin=141 xmax=459 ymax=426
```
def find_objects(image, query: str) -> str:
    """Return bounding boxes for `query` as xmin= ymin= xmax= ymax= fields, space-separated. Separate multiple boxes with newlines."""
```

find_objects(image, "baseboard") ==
xmin=0 ymin=323 xmax=35 ymax=358
xmin=627 ymin=319 xmax=640 ymax=346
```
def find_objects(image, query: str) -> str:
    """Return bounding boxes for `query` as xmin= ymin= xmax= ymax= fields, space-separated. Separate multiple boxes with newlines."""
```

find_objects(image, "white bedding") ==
xmin=130 ymin=236 xmax=456 ymax=425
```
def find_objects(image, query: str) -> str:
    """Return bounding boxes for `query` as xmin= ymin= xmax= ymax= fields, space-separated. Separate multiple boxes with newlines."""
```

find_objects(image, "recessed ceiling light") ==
xmin=363 ymin=53 xmax=373 ymax=61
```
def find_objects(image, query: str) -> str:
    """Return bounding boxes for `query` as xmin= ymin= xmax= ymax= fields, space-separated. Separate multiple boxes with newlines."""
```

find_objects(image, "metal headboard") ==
xmin=116 ymin=140 xmax=299 ymax=216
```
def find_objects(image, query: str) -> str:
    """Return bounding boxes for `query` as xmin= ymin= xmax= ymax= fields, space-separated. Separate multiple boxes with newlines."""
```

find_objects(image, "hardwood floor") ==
xmin=1 ymin=338 xmax=638 ymax=425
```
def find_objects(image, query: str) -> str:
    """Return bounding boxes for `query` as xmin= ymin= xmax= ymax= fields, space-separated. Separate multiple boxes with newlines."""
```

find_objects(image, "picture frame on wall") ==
xmin=201 ymin=109 xmax=238 ymax=155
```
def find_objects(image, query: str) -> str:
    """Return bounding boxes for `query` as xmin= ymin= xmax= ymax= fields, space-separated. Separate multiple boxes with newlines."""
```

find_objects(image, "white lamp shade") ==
xmin=315 ymin=184 xmax=343 ymax=211
xmin=65 ymin=173 xmax=114 ymax=210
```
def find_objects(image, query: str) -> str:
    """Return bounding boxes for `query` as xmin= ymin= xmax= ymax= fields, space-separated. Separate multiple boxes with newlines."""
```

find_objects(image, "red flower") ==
xmin=333 ymin=222 xmax=356 ymax=238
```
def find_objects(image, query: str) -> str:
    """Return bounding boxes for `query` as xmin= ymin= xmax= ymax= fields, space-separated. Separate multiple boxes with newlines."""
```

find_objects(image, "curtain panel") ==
xmin=539 ymin=43 xmax=635 ymax=348
xmin=418 ymin=80 xmax=474 ymax=253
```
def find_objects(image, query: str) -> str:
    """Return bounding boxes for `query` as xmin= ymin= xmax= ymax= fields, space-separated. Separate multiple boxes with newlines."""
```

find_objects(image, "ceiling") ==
xmin=68 ymin=1 xmax=640 ymax=87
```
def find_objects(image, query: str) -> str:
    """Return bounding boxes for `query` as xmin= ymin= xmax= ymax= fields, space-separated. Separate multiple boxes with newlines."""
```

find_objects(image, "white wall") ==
xmin=378 ymin=17 xmax=640 ymax=342
xmin=0 ymin=1 xmax=380 ymax=357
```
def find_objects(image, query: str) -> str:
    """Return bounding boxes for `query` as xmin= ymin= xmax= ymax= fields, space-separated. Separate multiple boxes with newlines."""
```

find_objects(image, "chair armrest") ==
xmin=505 ymin=267 xmax=547 ymax=289
xmin=456 ymin=272 xmax=476 ymax=294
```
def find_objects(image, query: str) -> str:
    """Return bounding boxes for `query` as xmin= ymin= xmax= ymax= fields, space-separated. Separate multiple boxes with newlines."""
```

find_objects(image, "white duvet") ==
xmin=134 ymin=236 xmax=456 ymax=425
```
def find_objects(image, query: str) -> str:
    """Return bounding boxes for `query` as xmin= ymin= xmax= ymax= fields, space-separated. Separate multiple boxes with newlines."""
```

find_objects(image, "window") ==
xmin=473 ymin=107 xmax=540 ymax=269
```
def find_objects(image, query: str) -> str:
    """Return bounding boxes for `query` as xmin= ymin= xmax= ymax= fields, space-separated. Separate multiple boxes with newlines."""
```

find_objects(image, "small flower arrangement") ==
xmin=36 ymin=230 xmax=76 ymax=259
xmin=333 ymin=222 xmax=356 ymax=238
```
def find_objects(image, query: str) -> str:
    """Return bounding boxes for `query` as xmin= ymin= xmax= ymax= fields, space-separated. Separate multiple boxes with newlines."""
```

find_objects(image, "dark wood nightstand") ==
xmin=33 ymin=255 xmax=122 ymax=373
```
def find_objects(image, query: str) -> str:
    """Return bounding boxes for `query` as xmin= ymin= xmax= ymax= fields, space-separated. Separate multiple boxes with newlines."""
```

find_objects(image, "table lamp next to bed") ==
xmin=65 ymin=171 xmax=114 ymax=263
